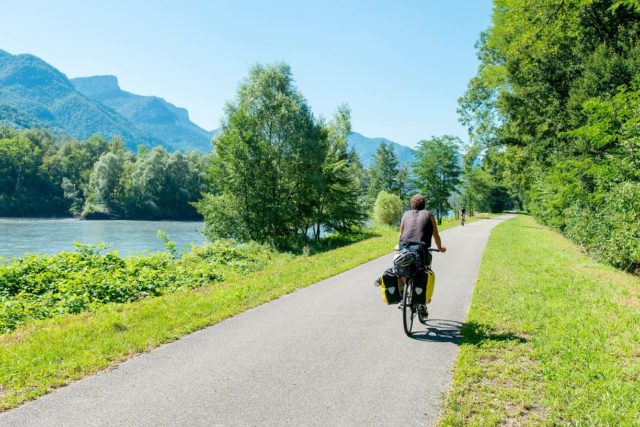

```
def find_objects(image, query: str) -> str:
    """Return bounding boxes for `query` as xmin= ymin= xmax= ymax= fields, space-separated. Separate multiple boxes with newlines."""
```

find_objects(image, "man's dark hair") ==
xmin=410 ymin=194 xmax=426 ymax=210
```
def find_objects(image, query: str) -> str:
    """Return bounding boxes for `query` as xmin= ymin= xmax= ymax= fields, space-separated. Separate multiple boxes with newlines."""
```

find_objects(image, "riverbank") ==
xmin=438 ymin=215 xmax=640 ymax=425
xmin=0 ymin=214 xmax=493 ymax=410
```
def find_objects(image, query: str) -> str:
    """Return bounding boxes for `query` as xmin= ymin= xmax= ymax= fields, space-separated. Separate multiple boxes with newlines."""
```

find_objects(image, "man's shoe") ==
xmin=417 ymin=305 xmax=429 ymax=322
xmin=373 ymin=278 xmax=382 ymax=287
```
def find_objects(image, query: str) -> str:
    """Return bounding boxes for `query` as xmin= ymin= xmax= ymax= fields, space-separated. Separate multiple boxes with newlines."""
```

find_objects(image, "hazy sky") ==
xmin=0 ymin=0 xmax=493 ymax=148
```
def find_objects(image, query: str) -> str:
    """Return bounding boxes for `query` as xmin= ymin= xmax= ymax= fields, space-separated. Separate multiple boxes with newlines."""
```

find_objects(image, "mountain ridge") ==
xmin=71 ymin=75 xmax=215 ymax=152
xmin=0 ymin=49 xmax=414 ymax=162
xmin=346 ymin=131 xmax=415 ymax=166
xmin=0 ymin=49 xmax=160 ymax=150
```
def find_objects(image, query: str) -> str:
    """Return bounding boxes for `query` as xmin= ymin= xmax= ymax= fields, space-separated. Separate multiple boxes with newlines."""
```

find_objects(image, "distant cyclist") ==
xmin=460 ymin=206 xmax=466 ymax=226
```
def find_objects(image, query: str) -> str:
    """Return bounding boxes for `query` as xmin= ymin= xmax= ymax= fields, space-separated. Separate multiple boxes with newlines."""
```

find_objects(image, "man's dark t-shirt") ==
xmin=400 ymin=209 xmax=433 ymax=248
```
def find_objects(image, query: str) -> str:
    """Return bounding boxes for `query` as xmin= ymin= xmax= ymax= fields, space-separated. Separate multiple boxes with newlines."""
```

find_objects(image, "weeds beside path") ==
xmin=439 ymin=215 xmax=640 ymax=426
xmin=0 ymin=214 xmax=491 ymax=411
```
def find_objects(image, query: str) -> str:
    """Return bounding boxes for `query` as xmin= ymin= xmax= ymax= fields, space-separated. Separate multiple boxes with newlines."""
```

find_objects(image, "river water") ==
xmin=0 ymin=218 xmax=207 ymax=260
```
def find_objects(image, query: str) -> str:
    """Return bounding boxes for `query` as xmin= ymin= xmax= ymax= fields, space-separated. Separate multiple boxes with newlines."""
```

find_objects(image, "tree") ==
xmin=83 ymin=151 xmax=127 ymax=216
xmin=197 ymin=63 xmax=325 ymax=246
xmin=373 ymin=191 xmax=403 ymax=226
xmin=0 ymin=128 xmax=64 ymax=216
xmin=314 ymin=105 xmax=366 ymax=237
xmin=366 ymin=142 xmax=402 ymax=203
xmin=412 ymin=136 xmax=462 ymax=224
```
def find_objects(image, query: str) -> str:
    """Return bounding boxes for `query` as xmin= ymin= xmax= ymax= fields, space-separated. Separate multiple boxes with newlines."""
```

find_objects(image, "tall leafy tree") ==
xmin=314 ymin=105 xmax=366 ymax=237
xmin=0 ymin=128 xmax=64 ymax=215
xmin=83 ymin=151 xmax=128 ymax=216
xmin=412 ymin=135 xmax=462 ymax=224
xmin=366 ymin=142 xmax=402 ymax=203
xmin=197 ymin=63 xmax=325 ymax=246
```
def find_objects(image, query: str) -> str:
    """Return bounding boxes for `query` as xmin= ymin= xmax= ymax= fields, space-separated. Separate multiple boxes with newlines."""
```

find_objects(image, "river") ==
xmin=0 ymin=218 xmax=207 ymax=260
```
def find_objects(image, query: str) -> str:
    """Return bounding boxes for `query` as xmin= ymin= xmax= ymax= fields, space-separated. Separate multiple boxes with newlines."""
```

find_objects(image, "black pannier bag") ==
xmin=380 ymin=268 xmax=401 ymax=304
xmin=412 ymin=268 xmax=435 ymax=305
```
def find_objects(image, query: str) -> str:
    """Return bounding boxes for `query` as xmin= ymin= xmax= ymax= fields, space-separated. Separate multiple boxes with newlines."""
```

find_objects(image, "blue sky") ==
xmin=0 ymin=0 xmax=493 ymax=148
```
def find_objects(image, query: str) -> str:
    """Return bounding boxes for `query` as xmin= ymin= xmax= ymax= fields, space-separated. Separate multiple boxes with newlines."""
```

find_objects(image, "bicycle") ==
xmin=461 ymin=213 xmax=466 ymax=226
xmin=398 ymin=248 xmax=439 ymax=337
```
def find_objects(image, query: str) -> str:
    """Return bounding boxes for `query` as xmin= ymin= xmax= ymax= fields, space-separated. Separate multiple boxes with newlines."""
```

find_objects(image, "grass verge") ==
xmin=439 ymin=214 xmax=640 ymax=426
xmin=0 ymin=214 xmax=491 ymax=410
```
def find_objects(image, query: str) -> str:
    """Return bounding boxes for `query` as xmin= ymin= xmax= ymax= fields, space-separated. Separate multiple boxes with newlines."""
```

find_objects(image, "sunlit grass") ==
xmin=439 ymin=215 xmax=640 ymax=426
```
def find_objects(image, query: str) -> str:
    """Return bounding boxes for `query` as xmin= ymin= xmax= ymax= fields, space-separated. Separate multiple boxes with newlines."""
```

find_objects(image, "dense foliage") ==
xmin=0 ymin=127 xmax=208 ymax=219
xmin=372 ymin=191 xmax=403 ymax=226
xmin=0 ymin=241 xmax=274 ymax=333
xmin=460 ymin=0 xmax=640 ymax=272
xmin=411 ymin=136 xmax=463 ymax=224
xmin=365 ymin=142 xmax=403 ymax=203
xmin=196 ymin=64 xmax=366 ymax=247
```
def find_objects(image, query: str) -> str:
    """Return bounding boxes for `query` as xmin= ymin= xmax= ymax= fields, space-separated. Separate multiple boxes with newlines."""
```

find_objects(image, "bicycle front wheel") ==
xmin=402 ymin=280 xmax=415 ymax=337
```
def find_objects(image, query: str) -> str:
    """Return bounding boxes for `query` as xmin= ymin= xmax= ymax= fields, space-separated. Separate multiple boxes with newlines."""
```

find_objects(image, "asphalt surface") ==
xmin=1 ymin=215 xmax=512 ymax=426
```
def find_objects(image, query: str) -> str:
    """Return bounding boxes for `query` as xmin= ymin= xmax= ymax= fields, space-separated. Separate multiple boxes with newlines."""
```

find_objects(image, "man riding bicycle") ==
xmin=397 ymin=194 xmax=447 ymax=316
xmin=460 ymin=206 xmax=466 ymax=226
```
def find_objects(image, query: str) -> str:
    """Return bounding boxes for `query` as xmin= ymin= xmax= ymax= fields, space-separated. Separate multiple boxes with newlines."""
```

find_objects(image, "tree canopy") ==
xmin=460 ymin=0 xmax=640 ymax=271
xmin=0 ymin=128 xmax=208 ymax=219
xmin=196 ymin=63 xmax=366 ymax=248
xmin=412 ymin=135 xmax=462 ymax=224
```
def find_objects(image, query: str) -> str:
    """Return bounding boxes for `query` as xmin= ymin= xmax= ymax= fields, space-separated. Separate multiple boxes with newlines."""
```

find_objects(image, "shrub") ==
xmin=373 ymin=191 xmax=403 ymax=226
xmin=0 ymin=241 xmax=274 ymax=334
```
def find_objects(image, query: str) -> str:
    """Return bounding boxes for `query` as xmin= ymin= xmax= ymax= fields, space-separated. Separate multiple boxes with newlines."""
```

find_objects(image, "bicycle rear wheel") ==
xmin=402 ymin=279 xmax=415 ymax=336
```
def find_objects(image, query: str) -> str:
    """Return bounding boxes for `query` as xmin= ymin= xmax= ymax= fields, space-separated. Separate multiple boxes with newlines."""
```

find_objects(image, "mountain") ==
xmin=0 ymin=49 xmax=412 ymax=159
xmin=71 ymin=75 xmax=215 ymax=152
xmin=0 ymin=49 xmax=159 ymax=149
xmin=346 ymin=131 xmax=415 ymax=167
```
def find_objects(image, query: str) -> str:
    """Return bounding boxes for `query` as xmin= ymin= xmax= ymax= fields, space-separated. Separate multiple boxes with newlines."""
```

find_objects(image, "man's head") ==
xmin=410 ymin=194 xmax=426 ymax=210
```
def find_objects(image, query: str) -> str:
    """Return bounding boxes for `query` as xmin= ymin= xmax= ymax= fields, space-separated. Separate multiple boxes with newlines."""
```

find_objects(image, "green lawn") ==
xmin=439 ymin=215 xmax=640 ymax=426
xmin=0 ymin=214 xmax=490 ymax=411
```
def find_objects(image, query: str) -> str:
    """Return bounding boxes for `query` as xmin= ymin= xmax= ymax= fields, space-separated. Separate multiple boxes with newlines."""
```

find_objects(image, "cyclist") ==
xmin=460 ymin=206 xmax=466 ymax=226
xmin=397 ymin=194 xmax=446 ymax=316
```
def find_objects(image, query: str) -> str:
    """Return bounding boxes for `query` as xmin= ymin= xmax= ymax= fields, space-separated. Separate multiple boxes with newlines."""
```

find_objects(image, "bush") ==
xmin=526 ymin=87 xmax=640 ymax=273
xmin=0 ymin=241 xmax=274 ymax=334
xmin=373 ymin=191 xmax=403 ymax=226
xmin=564 ymin=182 xmax=640 ymax=273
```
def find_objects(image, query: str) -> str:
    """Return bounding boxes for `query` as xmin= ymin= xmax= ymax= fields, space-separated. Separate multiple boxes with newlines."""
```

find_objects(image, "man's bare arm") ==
xmin=396 ymin=220 xmax=404 ymax=250
xmin=430 ymin=212 xmax=447 ymax=253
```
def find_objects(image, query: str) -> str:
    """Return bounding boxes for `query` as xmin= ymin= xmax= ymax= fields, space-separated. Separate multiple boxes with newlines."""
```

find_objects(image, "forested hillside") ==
xmin=460 ymin=0 xmax=640 ymax=272
xmin=0 ymin=128 xmax=208 ymax=219
xmin=0 ymin=50 xmax=159 ymax=150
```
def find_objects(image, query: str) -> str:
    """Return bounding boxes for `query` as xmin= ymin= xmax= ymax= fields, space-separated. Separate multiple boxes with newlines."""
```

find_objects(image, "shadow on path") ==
xmin=410 ymin=320 xmax=528 ymax=346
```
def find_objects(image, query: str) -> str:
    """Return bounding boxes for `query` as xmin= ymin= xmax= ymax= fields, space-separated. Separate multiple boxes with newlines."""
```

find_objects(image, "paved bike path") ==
xmin=1 ymin=215 xmax=512 ymax=426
